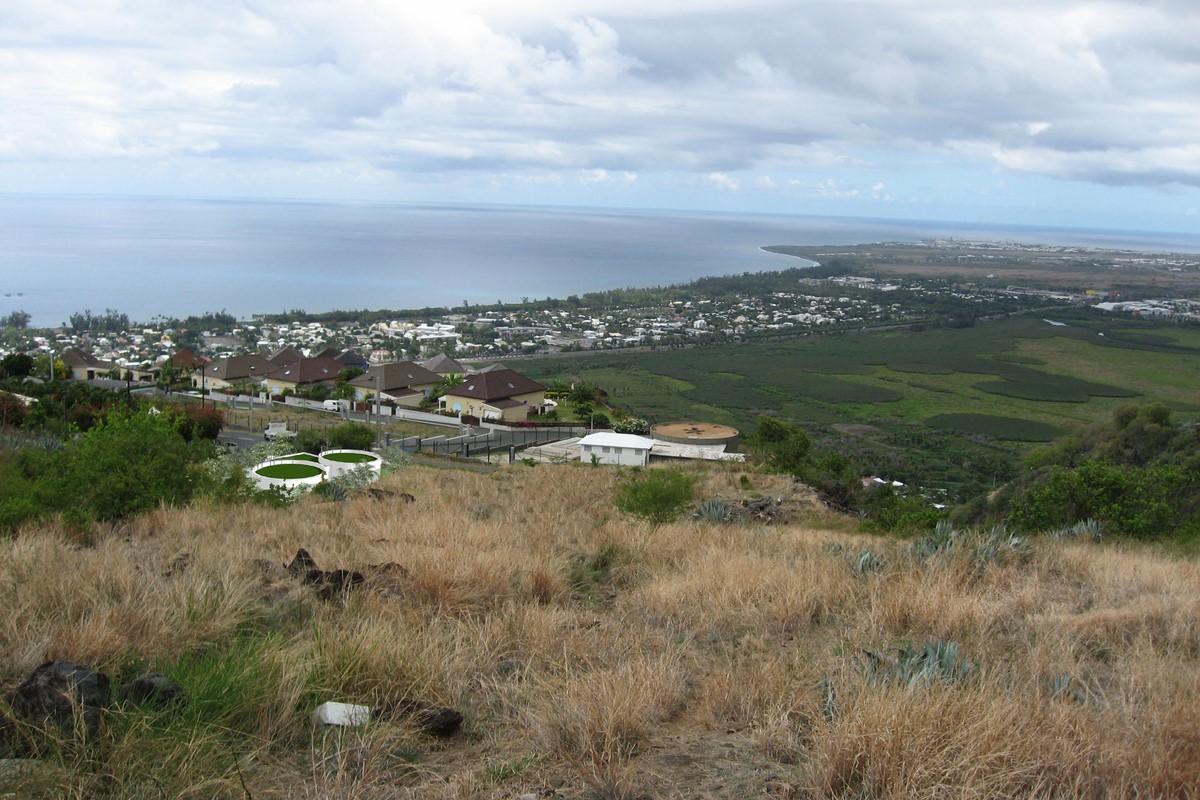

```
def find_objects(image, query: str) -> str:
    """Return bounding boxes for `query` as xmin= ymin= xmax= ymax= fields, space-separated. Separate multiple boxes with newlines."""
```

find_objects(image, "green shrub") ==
xmin=294 ymin=428 xmax=328 ymax=455
xmin=1009 ymin=460 xmax=1187 ymax=539
xmin=326 ymin=422 xmax=375 ymax=451
xmin=615 ymin=467 xmax=697 ymax=525
xmin=50 ymin=409 xmax=207 ymax=522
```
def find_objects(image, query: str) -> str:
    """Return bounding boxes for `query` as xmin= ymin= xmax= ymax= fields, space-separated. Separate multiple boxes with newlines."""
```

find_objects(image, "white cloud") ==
xmin=707 ymin=172 xmax=740 ymax=191
xmin=1 ymin=0 xmax=1199 ymax=217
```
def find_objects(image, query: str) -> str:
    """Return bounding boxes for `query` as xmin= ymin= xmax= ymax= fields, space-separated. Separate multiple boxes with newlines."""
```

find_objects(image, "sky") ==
xmin=3 ymin=0 xmax=1200 ymax=233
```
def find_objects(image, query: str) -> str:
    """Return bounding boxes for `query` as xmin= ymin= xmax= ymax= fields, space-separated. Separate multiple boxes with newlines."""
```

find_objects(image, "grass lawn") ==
xmin=255 ymin=463 xmax=324 ymax=479
xmin=321 ymin=451 xmax=379 ymax=463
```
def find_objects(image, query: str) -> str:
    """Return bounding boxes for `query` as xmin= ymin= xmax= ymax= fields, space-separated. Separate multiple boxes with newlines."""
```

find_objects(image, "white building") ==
xmin=578 ymin=432 xmax=655 ymax=466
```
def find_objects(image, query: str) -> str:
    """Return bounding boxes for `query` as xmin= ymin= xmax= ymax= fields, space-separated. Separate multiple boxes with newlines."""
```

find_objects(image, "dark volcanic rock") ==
xmin=10 ymin=660 xmax=110 ymax=734
xmin=303 ymin=568 xmax=365 ymax=601
xmin=286 ymin=548 xmax=320 ymax=575
xmin=116 ymin=673 xmax=189 ymax=709
xmin=388 ymin=699 xmax=463 ymax=737
xmin=413 ymin=705 xmax=463 ymax=736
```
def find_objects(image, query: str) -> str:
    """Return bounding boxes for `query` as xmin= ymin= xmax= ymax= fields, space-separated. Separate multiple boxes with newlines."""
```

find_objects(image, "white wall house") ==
xmin=578 ymin=432 xmax=655 ymax=467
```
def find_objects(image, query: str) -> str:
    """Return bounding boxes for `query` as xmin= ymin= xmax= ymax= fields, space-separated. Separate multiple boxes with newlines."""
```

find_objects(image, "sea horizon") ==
xmin=4 ymin=193 xmax=1199 ymax=328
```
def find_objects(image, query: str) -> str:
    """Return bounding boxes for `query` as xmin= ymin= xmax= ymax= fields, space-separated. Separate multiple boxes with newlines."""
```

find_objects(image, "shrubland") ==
xmin=1 ymin=453 xmax=1198 ymax=798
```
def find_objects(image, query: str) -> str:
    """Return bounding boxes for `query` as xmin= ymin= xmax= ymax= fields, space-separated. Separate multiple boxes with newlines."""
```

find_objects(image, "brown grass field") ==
xmin=1 ymin=463 xmax=1198 ymax=798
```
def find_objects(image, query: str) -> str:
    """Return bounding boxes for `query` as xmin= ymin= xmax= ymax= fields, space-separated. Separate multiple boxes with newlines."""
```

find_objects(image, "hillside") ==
xmin=1 ymin=462 xmax=1197 ymax=798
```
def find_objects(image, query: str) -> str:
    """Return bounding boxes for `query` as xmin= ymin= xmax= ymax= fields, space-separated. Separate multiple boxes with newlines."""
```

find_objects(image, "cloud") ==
xmin=707 ymin=172 xmax=740 ymax=191
xmin=2 ymin=0 xmax=1199 ymax=208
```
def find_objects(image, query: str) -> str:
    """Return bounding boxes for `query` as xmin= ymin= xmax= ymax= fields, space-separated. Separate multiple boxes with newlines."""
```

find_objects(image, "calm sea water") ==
xmin=3 ymin=195 xmax=1198 ymax=327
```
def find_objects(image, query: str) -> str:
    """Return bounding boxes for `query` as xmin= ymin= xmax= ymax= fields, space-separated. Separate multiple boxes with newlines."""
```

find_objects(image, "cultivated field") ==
xmin=523 ymin=310 xmax=1200 ymax=494
xmin=1 ymin=463 xmax=1197 ymax=798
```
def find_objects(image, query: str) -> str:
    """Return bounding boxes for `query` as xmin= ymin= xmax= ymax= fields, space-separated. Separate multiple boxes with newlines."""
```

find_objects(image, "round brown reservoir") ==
xmin=650 ymin=421 xmax=740 ymax=453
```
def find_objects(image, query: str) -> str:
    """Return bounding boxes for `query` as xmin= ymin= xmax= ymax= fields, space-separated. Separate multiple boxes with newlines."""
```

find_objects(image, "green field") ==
xmin=521 ymin=310 xmax=1200 ymax=497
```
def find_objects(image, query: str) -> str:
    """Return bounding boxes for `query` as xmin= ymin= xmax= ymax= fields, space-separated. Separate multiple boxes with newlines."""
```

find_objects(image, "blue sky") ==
xmin=3 ymin=0 xmax=1200 ymax=233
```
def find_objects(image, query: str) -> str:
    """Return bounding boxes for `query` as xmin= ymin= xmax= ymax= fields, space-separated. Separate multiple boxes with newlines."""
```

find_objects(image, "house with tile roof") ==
xmin=440 ymin=367 xmax=546 ymax=422
xmin=263 ymin=356 xmax=344 ymax=395
xmin=194 ymin=354 xmax=278 ymax=391
xmin=348 ymin=361 xmax=440 ymax=407
xmin=60 ymin=347 xmax=116 ymax=381
xmin=422 ymin=353 xmax=467 ymax=377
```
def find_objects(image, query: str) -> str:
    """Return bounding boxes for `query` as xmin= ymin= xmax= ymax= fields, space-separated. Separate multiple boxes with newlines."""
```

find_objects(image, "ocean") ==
xmin=2 ymin=195 xmax=1198 ymax=328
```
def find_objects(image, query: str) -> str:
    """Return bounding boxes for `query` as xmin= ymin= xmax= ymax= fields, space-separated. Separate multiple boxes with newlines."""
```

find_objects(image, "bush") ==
xmin=294 ymin=428 xmax=328 ymax=455
xmin=1008 ymin=460 xmax=1186 ymax=539
xmin=326 ymin=423 xmax=375 ymax=451
xmin=615 ymin=467 xmax=697 ymax=525
xmin=51 ymin=409 xmax=208 ymax=522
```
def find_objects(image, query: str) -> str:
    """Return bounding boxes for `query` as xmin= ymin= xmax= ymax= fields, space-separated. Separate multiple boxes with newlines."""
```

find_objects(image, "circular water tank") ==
xmin=650 ymin=421 xmax=740 ymax=453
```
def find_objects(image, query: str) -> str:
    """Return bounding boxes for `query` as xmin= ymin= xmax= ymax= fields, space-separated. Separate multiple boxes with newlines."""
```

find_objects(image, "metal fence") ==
xmin=386 ymin=426 xmax=581 ymax=462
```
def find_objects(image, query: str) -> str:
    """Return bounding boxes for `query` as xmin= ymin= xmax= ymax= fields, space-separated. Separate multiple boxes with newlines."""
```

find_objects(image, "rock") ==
xmin=116 ymin=673 xmax=189 ymax=709
xmin=303 ymin=568 xmax=365 ymax=601
xmin=286 ymin=548 xmax=320 ymax=575
xmin=388 ymin=699 xmax=463 ymax=736
xmin=10 ymin=660 xmax=110 ymax=734
xmin=311 ymin=701 xmax=371 ymax=727
xmin=413 ymin=705 xmax=462 ymax=736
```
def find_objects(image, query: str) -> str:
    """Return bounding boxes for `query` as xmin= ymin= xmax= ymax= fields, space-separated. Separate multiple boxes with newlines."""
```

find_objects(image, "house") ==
xmin=422 ymin=353 xmax=467 ymax=377
xmin=262 ymin=356 xmax=344 ymax=395
xmin=440 ymin=367 xmax=546 ymax=422
xmin=60 ymin=348 xmax=115 ymax=381
xmin=348 ymin=361 xmax=440 ymax=407
xmin=578 ymin=432 xmax=655 ymax=466
xmin=334 ymin=349 xmax=371 ymax=372
xmin=266 ymin=345 xmax=304 ymax=366
xmin=195 ymin=354 xmax=277 ymax=391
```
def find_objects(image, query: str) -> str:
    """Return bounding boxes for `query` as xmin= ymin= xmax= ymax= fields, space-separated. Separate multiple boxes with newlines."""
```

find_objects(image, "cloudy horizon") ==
xmin=4 ymin=1 xmax=1200 ymax=234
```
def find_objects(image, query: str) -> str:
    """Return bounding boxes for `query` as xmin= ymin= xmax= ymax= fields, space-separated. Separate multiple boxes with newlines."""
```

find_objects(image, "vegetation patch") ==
xmin=886 ymin=362 xmax=955 ymax=374
xmin=925 ymin=413 xmax=1065 ymax=441
xmin=976 ymin=377 xmax=1139 ymax=402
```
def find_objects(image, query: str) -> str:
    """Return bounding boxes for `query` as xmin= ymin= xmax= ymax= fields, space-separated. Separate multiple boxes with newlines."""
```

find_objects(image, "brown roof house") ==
xmin=263 ymin=356 xmax=343 ymax=395
xmin=440 ymin=367 xmax=546 ymax=422
xmin=60 ymin=347 xmax=116 ymax=381
xmin=266 ymin=345 xmax=304 ymax=366
xmin=349 ymin=361 xmax=440 ymax=408
xmin=422 ymin=353 xmax=467 ymax=377
xmin=194 ymin=354 xmax=277 ymax=391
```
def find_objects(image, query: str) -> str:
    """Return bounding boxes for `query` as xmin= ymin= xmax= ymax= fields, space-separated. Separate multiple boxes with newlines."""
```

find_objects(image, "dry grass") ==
xmin=1 ymin=461 xmax=1198 ymax=798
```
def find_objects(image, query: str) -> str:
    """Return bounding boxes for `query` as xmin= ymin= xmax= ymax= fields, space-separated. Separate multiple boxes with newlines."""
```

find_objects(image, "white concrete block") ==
xmin=311 ymin=701 xmax=371 ymax=727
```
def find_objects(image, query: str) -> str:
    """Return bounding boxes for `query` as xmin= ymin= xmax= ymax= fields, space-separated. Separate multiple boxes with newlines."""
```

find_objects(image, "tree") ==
xmin=4 ymin=310 xmax=31 ymax=329
xmin=0 ymin=353 xmax=34 ymax=379
xmin=768 ymin=431 xmax=811 ymax=474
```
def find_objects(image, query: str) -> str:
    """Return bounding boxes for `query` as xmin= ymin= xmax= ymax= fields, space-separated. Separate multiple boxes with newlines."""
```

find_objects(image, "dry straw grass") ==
xmin=1 ymin=461 xmax=1198 ymax=798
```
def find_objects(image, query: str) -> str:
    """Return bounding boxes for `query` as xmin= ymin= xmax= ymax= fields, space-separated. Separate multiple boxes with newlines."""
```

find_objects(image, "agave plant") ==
xmin=852 ymin=549 xmax=885 ymax=574
xmin=692 ymin=498 xmax=732 ymax=523
xmin=857 ymin=639 xmax=977 ymax=688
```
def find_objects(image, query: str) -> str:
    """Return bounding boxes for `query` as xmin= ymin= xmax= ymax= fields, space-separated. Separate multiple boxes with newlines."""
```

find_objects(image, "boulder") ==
xmin=10 ymin=660 xmax=110 ymax=734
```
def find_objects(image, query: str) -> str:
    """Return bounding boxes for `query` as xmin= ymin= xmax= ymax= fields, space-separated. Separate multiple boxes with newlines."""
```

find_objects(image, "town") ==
xmin=10 ymin=248 xmax=1196 ymax=395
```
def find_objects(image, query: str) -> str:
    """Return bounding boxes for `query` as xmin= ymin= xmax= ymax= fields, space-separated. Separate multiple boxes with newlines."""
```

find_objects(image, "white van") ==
xmin=323 ymin=399 xmax=350 ymax=412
